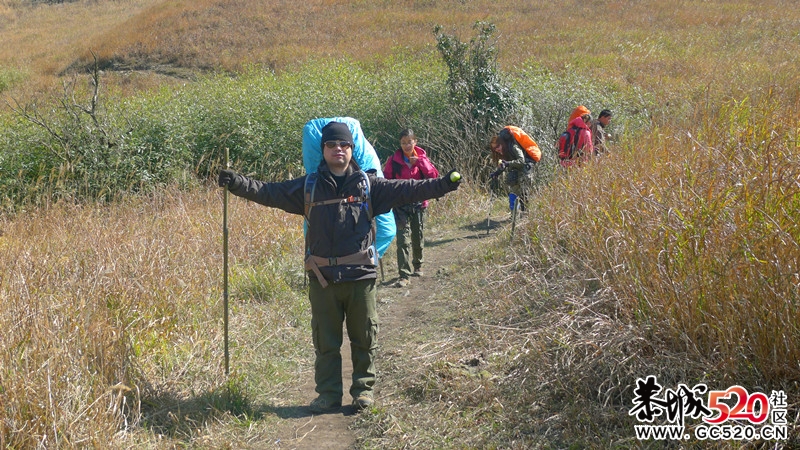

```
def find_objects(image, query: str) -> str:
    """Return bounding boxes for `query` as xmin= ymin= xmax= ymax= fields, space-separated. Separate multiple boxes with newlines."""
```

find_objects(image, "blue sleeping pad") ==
xmin=301 ymin=117 xmax=396 ymax=258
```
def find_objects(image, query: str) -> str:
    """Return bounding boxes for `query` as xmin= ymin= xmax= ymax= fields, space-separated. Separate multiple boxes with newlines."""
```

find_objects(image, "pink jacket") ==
xmin=383 ymin=146 xmax=440 ymax=208
xmin=560 ymin=117 xmax=594 ymax=168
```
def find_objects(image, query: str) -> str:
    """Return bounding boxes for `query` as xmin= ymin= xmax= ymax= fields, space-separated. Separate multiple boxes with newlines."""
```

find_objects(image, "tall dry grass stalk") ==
xmin=531 ymin=94 xmax=800 ymax=385
xmin=0 ymin=186 xmax=304 ymax=447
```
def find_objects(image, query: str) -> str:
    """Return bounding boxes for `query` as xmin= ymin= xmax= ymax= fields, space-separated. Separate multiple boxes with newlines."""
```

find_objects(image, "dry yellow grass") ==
xmin=2 ymin=0 xmax=800 ymax=447
xmin=3 ymin=0 xmax=799 ymax=108
xmin=0 ymin=0 xmax=161 ymax=96
xmin=0 ymin=187 xmax=307 ymax=446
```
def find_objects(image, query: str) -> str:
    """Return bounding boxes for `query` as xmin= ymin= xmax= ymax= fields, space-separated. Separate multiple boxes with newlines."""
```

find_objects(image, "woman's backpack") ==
xmin=558 ymin=125 xmax=581 ymax=160
xmin=504 ymin=126 xmax=541 ymax=162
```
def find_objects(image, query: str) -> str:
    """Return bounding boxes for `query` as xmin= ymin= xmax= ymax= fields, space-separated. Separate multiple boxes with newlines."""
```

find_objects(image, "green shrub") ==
xmin=0 ymin=46 xmax=651 ymax=211
xmin=0 ymin=67 xmax=25 ymax=93
xmin=434 ymin=21 xmax=516 ymax=135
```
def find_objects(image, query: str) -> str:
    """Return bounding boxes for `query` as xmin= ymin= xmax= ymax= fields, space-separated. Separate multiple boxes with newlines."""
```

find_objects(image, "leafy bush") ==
xmin=434 ymin=21 xmax=516 ymax=135
xmin=0 ymin=41 xmax=650 ymax=212
xmin=509 ymin=65 xmax=654 ymax=181
xmin=0 ymin=53 xmax=454 ymax=212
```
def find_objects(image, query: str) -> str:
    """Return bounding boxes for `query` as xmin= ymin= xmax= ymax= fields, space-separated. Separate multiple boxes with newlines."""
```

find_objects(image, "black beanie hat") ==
xmin=320 ymin=122 xmax=354 ymax=149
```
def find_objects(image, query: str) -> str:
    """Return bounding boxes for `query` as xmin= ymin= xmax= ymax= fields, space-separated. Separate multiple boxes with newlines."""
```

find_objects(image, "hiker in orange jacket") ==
xmin=568 ymin=105 xmax=591 ymax=128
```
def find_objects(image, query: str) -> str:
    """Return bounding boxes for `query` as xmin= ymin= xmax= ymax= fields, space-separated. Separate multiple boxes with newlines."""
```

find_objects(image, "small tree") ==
xmin=431 ymin=21 xmax=517 ymax=181
xmin=434 ymin=21 xmax=516 ymax=135
xmin=6 ymin=52 xmax=185 ymax=206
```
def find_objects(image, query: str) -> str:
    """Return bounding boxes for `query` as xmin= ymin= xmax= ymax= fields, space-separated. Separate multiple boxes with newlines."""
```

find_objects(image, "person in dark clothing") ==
xmin=591 ymin=109 xmax=613 ymax=155
xmin=218 ymin=122 xmax=461 ymax=414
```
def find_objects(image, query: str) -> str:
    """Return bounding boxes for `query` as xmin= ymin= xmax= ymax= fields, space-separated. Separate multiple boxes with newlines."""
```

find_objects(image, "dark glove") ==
xmin=489 ymin=170 xmax=501 ymax=179
xmin=218 ymin=169 xmax=238 ymax=188
xmin=444 ymin=169 xmax=461 ymax=191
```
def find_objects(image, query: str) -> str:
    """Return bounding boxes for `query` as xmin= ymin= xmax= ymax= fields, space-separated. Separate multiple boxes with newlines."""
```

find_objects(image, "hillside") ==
xmin=1 ymin=0 xmax=799 ymax=448
xmin=3 ymin=0 xmax=798 ymax=103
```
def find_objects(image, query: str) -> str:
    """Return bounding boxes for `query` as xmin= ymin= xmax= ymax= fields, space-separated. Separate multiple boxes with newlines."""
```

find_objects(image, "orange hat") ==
xmin=568 ymin=105 xmax=591 ymax=124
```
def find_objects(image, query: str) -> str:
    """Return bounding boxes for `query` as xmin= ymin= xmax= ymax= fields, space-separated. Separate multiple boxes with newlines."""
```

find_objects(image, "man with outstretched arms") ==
xmin=218 ymin=122 xmax=461 ymax=414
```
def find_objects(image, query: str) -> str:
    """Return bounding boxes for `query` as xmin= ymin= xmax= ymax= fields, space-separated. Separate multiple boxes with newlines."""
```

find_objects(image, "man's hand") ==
xmin=218 ymin=169 xmax=237 ymax=188
xmin=444 ymin=169 xmax=461 ymax=190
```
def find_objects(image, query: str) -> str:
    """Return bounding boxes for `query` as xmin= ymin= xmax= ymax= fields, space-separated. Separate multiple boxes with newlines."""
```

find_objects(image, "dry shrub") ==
xmin=505 ymin=93 xmax=800 ymax=445
xmin=0 ymin=186 xmax=306 ymax=447
xmin=536 ymin=95 xmax=800 ymax=385
xmin=366 ymin=89 xmax=800 ymax=447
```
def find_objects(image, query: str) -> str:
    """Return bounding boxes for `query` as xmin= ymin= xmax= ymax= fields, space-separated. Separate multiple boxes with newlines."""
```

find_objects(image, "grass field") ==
xmin=3 ymin=0 xmax=798 ymax=103
xmin=1 ymin=0 xmax=799 ymax=448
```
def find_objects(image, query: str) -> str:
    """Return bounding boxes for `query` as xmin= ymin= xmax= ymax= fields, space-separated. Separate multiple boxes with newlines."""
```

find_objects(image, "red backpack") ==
xmin=557 ymin=125 xmax=581 ymax=160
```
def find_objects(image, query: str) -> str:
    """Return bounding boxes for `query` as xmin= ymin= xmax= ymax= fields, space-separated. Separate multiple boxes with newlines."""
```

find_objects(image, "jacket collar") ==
xmin=316 ymin=159 xmax=363 ymax=178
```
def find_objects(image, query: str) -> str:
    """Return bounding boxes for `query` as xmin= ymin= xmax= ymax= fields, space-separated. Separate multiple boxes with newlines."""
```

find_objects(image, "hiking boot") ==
xmin=352 ymin=393 xmax=374 ymax=411
xmin=411 ymin=268 xmax=423 ymax=277
xmin=393 ymin=278 xmax=410 ymax=288
xmin=309 ymin=396 xmax=341 ymax=414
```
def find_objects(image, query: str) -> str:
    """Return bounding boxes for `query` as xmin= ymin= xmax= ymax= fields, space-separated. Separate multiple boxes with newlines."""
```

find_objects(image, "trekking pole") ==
xmin=510 ymin=193 xmax=520 ymax=245
xmin=222 ymin=147 xmax=230 ymax=376
xmin=486 ymin=188 xmax=493 ymax=235
xmin=487 ymin=174 xmax=499 ymax=235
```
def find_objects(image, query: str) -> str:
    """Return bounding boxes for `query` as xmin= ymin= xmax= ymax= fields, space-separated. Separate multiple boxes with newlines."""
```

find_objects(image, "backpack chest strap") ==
xmin=304 ymin=195 xmax=368 ymax=218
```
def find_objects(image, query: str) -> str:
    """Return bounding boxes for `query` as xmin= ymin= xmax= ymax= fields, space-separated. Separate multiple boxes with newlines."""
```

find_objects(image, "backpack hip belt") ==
xmin=304 ymin=247 xmax=377 ymax=288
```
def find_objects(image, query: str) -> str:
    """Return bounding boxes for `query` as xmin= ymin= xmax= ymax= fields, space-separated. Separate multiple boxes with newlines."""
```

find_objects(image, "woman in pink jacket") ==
xmin=383 ymin=129 xmax=440 ymax=287
xmin=559 ymin=109 xmax=594 ymax=168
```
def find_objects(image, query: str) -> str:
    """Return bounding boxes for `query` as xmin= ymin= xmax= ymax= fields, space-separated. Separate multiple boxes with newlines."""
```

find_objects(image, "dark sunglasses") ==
xmin=323 ymin=140 xmax=353 ymax=149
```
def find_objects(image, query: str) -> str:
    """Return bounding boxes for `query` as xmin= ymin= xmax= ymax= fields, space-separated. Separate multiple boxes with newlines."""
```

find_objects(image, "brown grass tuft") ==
xmin=0 ymin=186 xmax=308 ymax=446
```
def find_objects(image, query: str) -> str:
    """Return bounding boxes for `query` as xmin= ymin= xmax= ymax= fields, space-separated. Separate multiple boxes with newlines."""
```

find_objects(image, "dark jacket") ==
xmin=496 ymin=128 xmax=533 ymax=189
xmin=591 ymin=120 xmax=607 ymax=154
xmin=226 ymin=160 xmax=456 ymax=284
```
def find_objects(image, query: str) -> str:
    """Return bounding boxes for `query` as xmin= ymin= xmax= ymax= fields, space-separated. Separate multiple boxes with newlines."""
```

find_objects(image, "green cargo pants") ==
xmin=308 ymin=277 xmax=379 ymax=403
xmin=394 ymin=205 xmax=425 ymax=279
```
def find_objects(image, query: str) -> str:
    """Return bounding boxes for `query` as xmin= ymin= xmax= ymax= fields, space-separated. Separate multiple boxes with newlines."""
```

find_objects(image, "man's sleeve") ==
xmin=383 ymin=157 xmax=394 ymax=179
xmin=418 ymin=156 xmax=440 ymax=178
xmin=228 ymin=175 xmax=306 ymax=215
xmin=370 ymin=177 xmax=454 ymax=216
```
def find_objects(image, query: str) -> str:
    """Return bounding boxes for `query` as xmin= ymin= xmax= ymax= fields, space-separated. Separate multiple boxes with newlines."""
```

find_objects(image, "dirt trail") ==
xmin=268 ymin=219 xmax=496 ymax=449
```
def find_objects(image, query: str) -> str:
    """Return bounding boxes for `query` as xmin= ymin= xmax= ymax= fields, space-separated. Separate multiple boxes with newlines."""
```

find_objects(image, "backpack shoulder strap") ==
xmin=361 ymin=170 xmax=374 ymax=221
xmin=568 ymin=125 xmax=583 ymax=157
xmin=360 ymin=171 xmax=377 ymax=248
xmin=304 ymin=172 xmax=319 ymax=220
